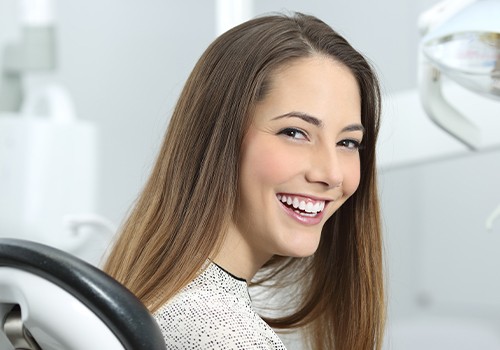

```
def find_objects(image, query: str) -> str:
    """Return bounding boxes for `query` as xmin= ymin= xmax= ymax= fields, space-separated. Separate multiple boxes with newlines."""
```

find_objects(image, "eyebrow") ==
xmin=342 ymin=124 xmax=365 ymax=134
xmin=271 ymin=112 xmax=323 ymax=127
xmin=271 ymin=111 xmax=365 ymax=134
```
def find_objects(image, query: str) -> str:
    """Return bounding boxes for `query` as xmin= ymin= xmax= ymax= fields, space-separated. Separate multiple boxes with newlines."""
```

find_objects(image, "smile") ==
xmin=276 ymin=194 xmax=326 ymax=216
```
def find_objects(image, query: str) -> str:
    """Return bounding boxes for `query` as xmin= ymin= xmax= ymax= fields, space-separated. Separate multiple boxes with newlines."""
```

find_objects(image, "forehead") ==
xmin=253 ymin=55 xmax=361 ymax=126
xmin=269 ymin=55 xmax=358 ymax=93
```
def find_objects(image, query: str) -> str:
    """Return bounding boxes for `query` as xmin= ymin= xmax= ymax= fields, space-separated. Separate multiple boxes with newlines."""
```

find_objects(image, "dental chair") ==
xmin=0 ymin=238 xmax=165 ymax=350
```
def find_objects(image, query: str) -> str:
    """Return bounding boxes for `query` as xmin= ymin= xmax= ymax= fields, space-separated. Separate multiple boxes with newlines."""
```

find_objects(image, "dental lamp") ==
xmin=418 ymin=0 xmax=500 ymax=150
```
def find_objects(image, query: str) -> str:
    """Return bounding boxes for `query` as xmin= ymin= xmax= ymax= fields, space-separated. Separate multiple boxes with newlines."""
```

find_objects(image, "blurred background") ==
xmin=1 ymin=0 xmax=500 ymax=349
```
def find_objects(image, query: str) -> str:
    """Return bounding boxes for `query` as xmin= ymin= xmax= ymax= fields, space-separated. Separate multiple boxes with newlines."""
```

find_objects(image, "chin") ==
xmin=290 ymin=248 xmax=319 ymax=258
xmin=279 ymin=237 xmax=321 ymax=258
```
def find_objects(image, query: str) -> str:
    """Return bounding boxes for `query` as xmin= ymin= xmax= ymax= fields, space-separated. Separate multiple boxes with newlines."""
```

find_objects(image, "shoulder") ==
xmin=153 ymin=278 xmax=286 ymax=349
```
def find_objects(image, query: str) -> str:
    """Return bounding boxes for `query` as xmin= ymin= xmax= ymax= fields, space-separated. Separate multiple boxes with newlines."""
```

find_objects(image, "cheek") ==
xmin=342 ymin=156 xmax=361 ymax=197
xmin=241 ymin=139 xmax=298 ymax=187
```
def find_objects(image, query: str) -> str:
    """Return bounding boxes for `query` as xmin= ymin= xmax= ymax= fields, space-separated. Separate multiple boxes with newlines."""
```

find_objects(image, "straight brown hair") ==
xmin=104 ymin=12 xmax=384 ymax=350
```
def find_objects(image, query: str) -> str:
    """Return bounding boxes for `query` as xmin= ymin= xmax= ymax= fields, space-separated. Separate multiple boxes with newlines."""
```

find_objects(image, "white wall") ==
xmin=54 ymin=1 xmax=217 ymax=225
xmin=379 ymin=147 xmax=500 ymax=349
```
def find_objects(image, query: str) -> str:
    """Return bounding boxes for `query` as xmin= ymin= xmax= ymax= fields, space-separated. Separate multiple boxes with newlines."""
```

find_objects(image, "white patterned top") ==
xmin=153 ymin=262 xmax=287 ymax=349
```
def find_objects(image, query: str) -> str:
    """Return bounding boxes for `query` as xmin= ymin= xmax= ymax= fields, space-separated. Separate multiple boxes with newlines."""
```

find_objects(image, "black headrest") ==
xmin=0 ymin=238 xmax=165 ymax=350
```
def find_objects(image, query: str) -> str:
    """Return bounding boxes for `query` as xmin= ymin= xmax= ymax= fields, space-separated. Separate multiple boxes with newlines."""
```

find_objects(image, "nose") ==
xmin=305 ymin=146 xmax=344 ymax=188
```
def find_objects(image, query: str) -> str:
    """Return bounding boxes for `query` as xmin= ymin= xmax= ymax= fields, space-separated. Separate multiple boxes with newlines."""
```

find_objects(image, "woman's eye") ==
xmin=278 ymin=128 xmax=308 ymax=140
xmin=338 ymin=139 xmax=362 ymax=150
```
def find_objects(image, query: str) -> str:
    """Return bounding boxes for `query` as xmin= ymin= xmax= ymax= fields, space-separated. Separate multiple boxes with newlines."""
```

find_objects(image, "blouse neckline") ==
xmin=211 ymin=260 xmax=248 ymax=283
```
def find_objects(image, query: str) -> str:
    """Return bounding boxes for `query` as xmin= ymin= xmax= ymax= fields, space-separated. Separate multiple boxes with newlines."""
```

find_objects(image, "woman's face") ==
xmin=222 ymin=55 xmax=363 ymax=276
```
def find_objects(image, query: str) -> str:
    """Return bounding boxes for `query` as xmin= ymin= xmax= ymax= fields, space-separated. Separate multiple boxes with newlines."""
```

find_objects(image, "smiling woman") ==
xmin=103 ymin=12 xmax=384 ymax=350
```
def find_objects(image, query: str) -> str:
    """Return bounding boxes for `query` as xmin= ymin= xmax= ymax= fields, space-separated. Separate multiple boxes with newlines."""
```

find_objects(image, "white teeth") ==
xmin=277 ymin=194 xmax=326 ymax=215
xmin=305 ymin=202 xmax=314 ymax=213
xmin=313 ymin=202 xmax=320 ymax=212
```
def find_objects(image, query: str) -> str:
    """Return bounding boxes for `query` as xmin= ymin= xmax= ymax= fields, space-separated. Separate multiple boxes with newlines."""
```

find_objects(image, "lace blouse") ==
xmin=153 ymin=262 xmax=287 ymax=349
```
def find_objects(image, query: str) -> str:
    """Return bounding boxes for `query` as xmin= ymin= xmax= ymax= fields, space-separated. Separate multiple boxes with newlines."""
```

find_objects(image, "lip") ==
xmin=276 ymin=193 xmax=329 ymax=226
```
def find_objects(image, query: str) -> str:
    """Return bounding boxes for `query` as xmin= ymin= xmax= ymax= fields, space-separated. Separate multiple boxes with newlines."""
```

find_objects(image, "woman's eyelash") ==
xmin=338 ymin=139 xmax=364 ymax=150
xmin=277 ymin=128 xmax=308 ymax=140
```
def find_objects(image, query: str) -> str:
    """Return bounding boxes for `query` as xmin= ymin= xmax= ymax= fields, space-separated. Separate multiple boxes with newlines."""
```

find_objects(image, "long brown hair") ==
xmin=104 ymin=12 xmax=384 ymax=350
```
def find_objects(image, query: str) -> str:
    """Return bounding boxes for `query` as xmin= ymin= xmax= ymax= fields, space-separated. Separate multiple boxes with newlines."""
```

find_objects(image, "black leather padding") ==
xmin=0 ymin=238 xmax=165 ymax=350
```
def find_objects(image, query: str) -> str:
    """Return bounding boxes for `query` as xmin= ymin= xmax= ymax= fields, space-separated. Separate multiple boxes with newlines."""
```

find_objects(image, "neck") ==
xmin=211 ymin=225 xmax=271 ymax=281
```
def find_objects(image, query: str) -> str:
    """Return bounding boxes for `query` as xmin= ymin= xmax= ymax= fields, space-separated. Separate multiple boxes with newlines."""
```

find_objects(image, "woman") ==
xmin=104 ymin=12 xmax=385 ymax=350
